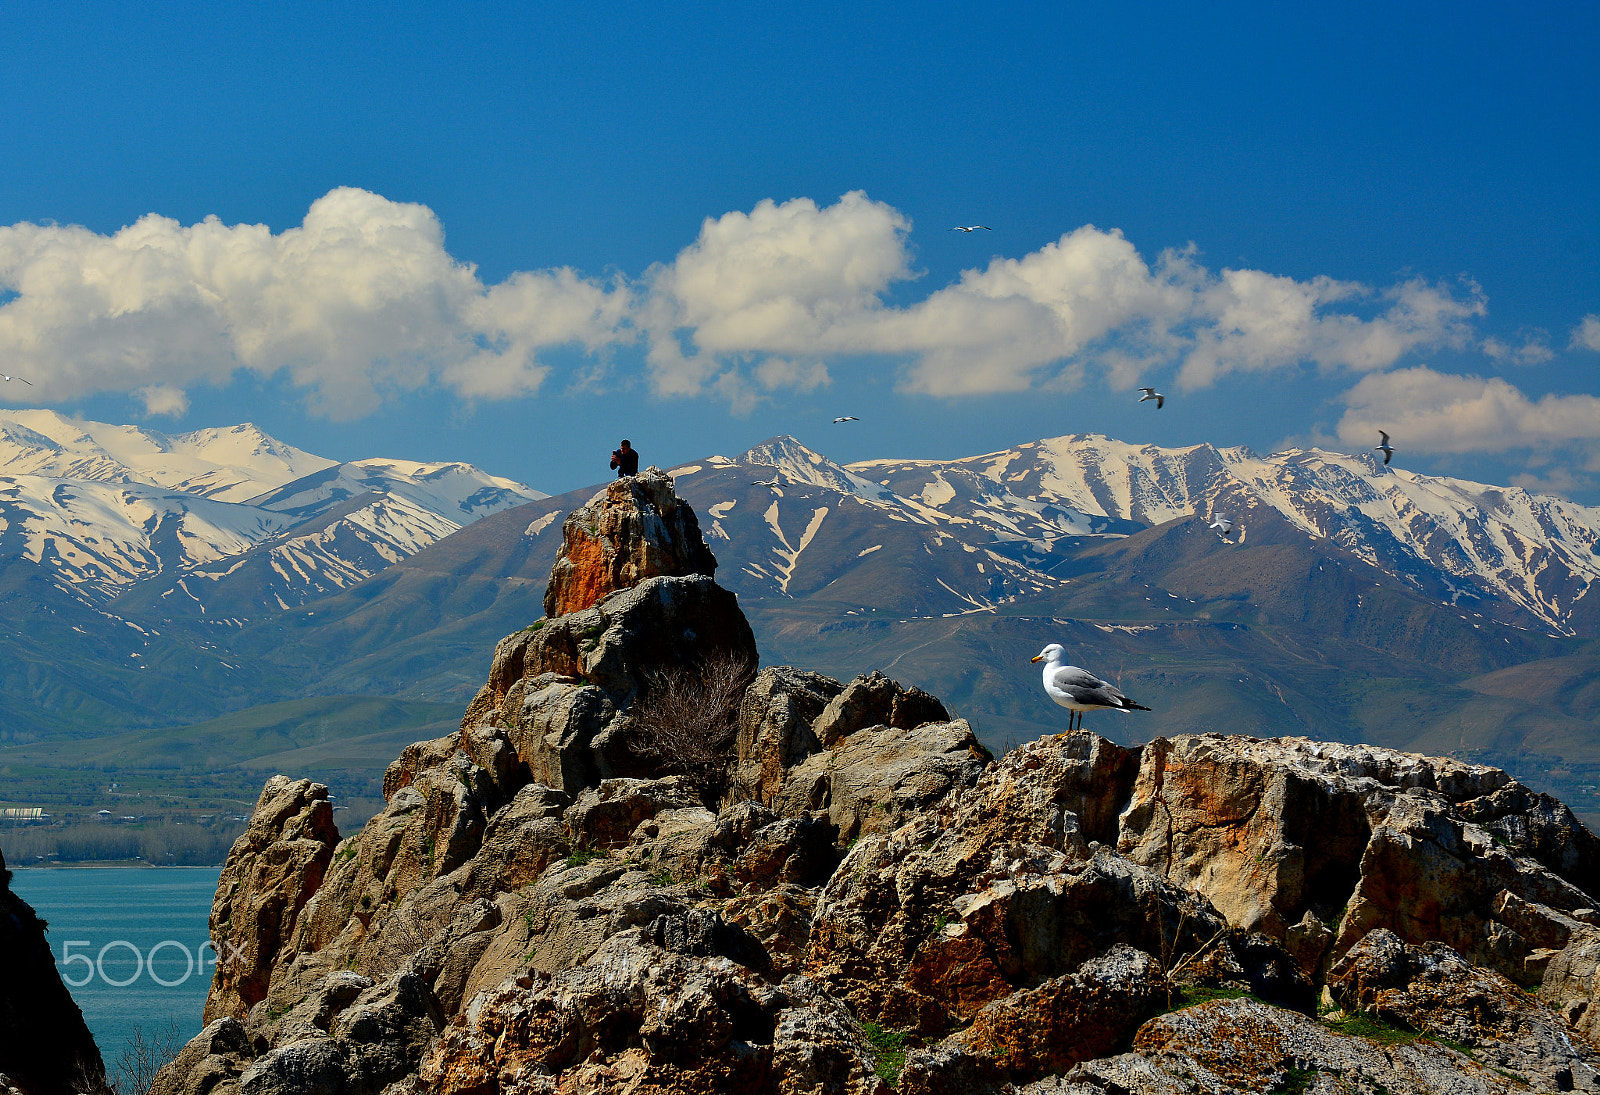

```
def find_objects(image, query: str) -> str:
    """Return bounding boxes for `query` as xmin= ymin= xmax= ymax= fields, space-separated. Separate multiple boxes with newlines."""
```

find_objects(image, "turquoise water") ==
xmin=10 ymin=867 xmax=222 ymax=1070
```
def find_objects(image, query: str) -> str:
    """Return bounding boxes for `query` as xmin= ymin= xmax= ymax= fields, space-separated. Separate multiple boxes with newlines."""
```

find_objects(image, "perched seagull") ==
xmin=1209 ymin=514 xmax=1237 ymax=542
xmin=832 ymin=416 xmax=860 ymax=424
xmin=0 ymin=374 xmax=31 ymax=385
xmin=949 ymin=225 xmax=991 ymax=232
xmin=1031 ymin=643 xmax=1151 ymax=732
xmin=1374 ymin=431 xmax=1396 ymax=466
xmin=1137 ymin=388 xmax=1165 ymax=409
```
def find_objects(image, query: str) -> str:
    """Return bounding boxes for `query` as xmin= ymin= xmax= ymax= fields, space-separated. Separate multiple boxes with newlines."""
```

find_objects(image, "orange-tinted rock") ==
xmin=542 ymin=467 xmax=717 ymax=618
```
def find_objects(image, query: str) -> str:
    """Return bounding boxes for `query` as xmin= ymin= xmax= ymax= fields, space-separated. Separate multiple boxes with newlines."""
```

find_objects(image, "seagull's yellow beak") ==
xmin=1030 ymin=654 xmax=1043 ymax=663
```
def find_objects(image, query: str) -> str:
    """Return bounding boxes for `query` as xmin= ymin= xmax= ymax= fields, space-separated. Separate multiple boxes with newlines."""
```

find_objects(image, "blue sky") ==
xmin=1 ymin=1 xmax=1596 ymax=500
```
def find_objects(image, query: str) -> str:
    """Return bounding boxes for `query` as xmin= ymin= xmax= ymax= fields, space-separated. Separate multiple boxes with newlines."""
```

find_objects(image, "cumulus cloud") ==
xmin=1572 ymin=314 xmax=1600 ymax=352
xmin=638 ymin=193 xmax=1488 ymax=397
xmin=0 ymin=187 xmax=1531 ymax=412
xmin=1482 ymin=334 xmax=1554 ymax=366
xmin=0 ymin=188 xmax=628 ymax=417
xmin=1335 ymin=367 xmax=1600 ymax=460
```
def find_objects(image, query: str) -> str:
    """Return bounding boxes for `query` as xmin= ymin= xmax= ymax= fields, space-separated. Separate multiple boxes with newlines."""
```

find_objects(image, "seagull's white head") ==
xmin=1031 ymin=643 xmax=1065 ymax=664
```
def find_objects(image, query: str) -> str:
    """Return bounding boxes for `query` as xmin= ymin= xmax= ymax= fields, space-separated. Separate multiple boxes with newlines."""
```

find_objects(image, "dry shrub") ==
xmin=629 ymin=650 xmax=756 ymax=798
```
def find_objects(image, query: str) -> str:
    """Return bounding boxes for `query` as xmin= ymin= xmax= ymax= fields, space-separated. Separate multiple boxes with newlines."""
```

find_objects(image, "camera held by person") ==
xmin=609 ymin=439 xmax=639 ymax=478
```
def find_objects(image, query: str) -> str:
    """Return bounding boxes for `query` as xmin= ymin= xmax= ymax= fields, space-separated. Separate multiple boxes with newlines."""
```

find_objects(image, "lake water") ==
xmin=10 ymin=866 xmax=222 ymax=1071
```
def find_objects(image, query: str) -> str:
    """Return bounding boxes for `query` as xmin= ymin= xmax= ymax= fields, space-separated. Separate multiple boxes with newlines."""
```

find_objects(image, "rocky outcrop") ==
xmin=205 ymin=776 xmax=340 ymax=1023
xmin=0 ymin=848 xmax=105 ymax=1095
xmin=156 ymin=475 xmax=1600 ymax=1095
xmin=542 ymin=466 xmax=717 ymax=618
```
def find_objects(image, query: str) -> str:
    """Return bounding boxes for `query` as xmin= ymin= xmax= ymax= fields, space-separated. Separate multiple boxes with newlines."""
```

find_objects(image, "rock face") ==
xmin=542 ymin=467 xmax=717 ymax=618
xmin=0 ymin=848 xmax=105 ymax=1095
xmin=157 ymin=473 xmax=1600 ymax=1095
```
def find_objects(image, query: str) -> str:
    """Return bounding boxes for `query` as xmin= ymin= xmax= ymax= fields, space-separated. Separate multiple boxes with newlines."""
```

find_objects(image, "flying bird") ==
xmin=832 ymin=416 xmax=860 ymax=424
xmin=949 ymin=225 xmax=992 ymax=232
xmin=1209 ymin=514 xmax=1237 ymax=541
xmin=0 ymin=374 xmax=31 ymax=385
xmin=751 ymin=476 xmax=782 ymax=488
xmin=1137 ymin=388 xmax=1164 ymax=409
xmin=1031 ymin=643 xmax=1151 ymax=732
xmin=1375 ymin=431 xmax=1396 ymax=465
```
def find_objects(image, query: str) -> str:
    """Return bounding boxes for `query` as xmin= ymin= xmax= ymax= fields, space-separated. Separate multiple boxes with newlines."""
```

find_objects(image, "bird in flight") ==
xmin=832 ymin=416 xmax=860 ymax=424
xmin=1375 ymin=431 xmax=1396 ymax=465
xmin=751 ymin=476 xmax=782 ymax=488
xmin=0 ymin=374 xmax=32 ymax=385
xmin=1209 ymin=514 xmax=1237 ymax=542
xmin=1032 ymin=644 xmax=1151 ymax=732
xmin=1137 ymin=388 xmax=1164 ymax=409
xmin=949 ymin=225 xmax=991 ymax=233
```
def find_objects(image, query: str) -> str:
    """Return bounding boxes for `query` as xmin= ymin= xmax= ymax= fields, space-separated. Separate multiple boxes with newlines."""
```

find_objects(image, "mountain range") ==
xmin=1 ymin=414 xmax=1597 ymax=822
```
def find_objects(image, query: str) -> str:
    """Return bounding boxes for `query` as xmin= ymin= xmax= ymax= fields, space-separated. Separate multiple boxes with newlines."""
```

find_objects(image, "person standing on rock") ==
xmin=610 ymin=439 xmax=639 ymax=478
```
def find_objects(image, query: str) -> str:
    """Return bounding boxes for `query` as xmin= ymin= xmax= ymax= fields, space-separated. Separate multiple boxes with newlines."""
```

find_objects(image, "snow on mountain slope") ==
xmin=0 ymin=410 xmax=335 ymax=501
xmin=0 ymin=474 xmax=293 ymax=601
xmin=854 ymin=434 xmax=1600 ymax=634
xmin=0 ymin=415 xmax=548 ymax=614
xmin=666 ymin=438 xmax=1071 ymax=614
xmin=247 ymin=459 xmax=545 ymax=520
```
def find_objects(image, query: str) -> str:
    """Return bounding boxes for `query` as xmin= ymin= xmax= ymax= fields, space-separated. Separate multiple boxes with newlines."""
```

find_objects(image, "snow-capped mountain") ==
xmin=134 ymin=461 xmax=548 ymax=616
xmin=0 ymin=410 xmax=335 ymax=501
xmin=854 ymin=434 xmax=1600 ymax=634
xmin=0 ymin=474 xmax=295 ymax=601
xmin=0 ymin=414 xmax=547 ymax=613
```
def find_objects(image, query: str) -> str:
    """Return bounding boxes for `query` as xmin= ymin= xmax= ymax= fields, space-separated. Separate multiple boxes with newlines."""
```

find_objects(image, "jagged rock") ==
xmin=543 ymin=467 xmax=718 ymax=618
xmin=418 ymin=933 xmax=880 ymax=1094
xmin=730 ymin=666 xmax=844 ymax=807
xmin=1336 ymin=787 xmax=1596 ymax=984
xmin=0 ymin=849 xmax=105 ymax=1095
xmin=941 ymin=946 xmax=1170 ymax=1085
xmin=564 ymin=776 xmax=705 ymax=850
xmin=205 ymin=777 xmax=341 ymax=1022
xmin=1326 ymin=928 xmax=1600 ymax=1091
xmin=811 ymin=670 xmax=950 ymax=747
xmin=1458 ymin=781 xmax=1600 ymax=893
xmin=506 ymin=677 xmax=614 ymax=792
xmin=149 ymin=1018 xmax=252 ymax=1095
xmin=777 ymin=719 xmax=991 ymax=842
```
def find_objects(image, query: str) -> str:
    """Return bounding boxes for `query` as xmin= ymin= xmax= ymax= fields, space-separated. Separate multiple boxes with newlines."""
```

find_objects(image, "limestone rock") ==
xmin=542 ymin=467 xmax=717 ymax=618
xmin=730 ymin=666 xmax=844 ymax=806
xmin=0 ymin=848 xmax=105 ymax=1095
xmin=205 ymin=777 xmax=341 ymax=1022
xmin=777 ymin=718 xmax=991 ymax=841
xmin=418 ymin=933 xmax=881 ymax=1095
xmin=811 ymin=670 xmax=950 ymax=747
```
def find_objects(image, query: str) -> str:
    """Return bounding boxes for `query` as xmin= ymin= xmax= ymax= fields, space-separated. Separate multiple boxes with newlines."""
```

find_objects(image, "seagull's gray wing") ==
xmin=1050 ymin=665 xmax=1121 ymax=702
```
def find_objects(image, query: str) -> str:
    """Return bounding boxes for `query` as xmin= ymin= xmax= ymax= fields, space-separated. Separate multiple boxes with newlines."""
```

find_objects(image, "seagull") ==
xmin=751 ymin=476 xmax=782 ymax=488
xmin=950 ymin=225 xmax=992 ymax=232
xmin=1374 ymin=431 xmax=1396 ymax=466
xmin=1209 ymin=514 xmax=1237 ymax=541
xmin=0 ymin=374 xmax=31 ymax=385
xmin=1137 ymin=388 xmax=1164 ymax=409
xmin=1031 ymin=644 xmax=1151 ymax=732
xmin=832 ymin=416 xmax=860 ymax=424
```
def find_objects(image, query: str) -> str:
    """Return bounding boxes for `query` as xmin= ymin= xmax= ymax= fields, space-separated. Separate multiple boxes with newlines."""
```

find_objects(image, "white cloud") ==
xmin=1482 ymin=334 xmax=1554 ymax=366
xmin=1336 ymin=367 xmax=1600 ymax=460
xmin=0 ymin=188 xmax=628 ymax=417
xmin=0 ymin=188 xmax=1536 ymax=412
xmin=133 ymin=384 xmax=189 ymax=417
xmin=640 ymin=195 xmax=1488 ymax=397
xmin=1571 ymin=314 xmax=1600 ymax=352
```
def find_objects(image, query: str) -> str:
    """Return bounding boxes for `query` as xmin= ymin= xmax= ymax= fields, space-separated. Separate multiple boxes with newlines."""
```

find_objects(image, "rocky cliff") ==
xmin=155 ymin=471 xmax=1600 ymax=1095
xmin=0 ymin=848 xmax=105 ymax=1095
